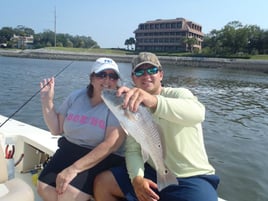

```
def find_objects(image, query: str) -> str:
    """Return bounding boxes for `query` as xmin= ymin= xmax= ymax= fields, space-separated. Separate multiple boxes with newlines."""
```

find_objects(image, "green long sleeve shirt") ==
xmin=125 ymin=87 xmax=215 ymax=181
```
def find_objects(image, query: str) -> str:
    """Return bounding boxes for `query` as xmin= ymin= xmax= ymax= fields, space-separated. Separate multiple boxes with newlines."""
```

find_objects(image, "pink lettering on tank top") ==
xmin=66 ymin=113 xmax=105 ymax=129
xmin=80 ymin=115 xmax=88 ymax=124
xmin=66 ymin=113 xmax=73 ymax=120
xmin=89 ymin=117 xmax=98 ymax=125
xmin=98 ymin=120 xmax=105 ymax=129
xmin=73 ymin=115 xmax=80 ymax=122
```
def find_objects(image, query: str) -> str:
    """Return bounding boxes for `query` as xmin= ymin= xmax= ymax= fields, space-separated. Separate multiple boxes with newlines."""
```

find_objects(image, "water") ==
xmin=0 ymin=56 xmax=268 ymax=201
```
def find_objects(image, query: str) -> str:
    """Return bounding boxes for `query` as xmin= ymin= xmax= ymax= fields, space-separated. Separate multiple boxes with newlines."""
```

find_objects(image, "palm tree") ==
xmin=124 ymin=39 xmax=130 ymax=50
xmin=183 ymin=37 xmax=198 ymax=53
xmin=128 ymin=37 xmax=136 ymax=50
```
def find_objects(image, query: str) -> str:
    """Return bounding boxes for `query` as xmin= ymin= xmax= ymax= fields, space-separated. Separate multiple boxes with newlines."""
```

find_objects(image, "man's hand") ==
xmin=132 ymin=176 xmax=160 ymax=201
xmin=117 ymin=86 xmax=157 ymax=112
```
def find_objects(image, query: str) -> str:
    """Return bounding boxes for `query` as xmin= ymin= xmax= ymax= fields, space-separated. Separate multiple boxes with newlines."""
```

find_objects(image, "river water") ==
xmin=0 ymin=56 xmax=267 ymax=201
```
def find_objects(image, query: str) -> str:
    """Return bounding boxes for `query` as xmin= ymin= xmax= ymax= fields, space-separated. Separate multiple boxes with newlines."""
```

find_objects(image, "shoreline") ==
xmin=1 ymin=49 xmax=268 ymax=73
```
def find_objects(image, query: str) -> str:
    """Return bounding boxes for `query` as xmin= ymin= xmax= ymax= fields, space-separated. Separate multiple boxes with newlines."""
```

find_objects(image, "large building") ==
xmin=134 ymin=18 xmax=204 ymax=52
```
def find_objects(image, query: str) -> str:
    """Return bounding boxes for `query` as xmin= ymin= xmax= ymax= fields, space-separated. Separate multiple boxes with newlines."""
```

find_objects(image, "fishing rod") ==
xmin=0 ymin=61 xmax=74 ymax=128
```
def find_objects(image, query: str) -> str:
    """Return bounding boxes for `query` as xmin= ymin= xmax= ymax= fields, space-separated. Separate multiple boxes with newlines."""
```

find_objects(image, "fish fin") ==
xmin=155 ymin=123 xmax=167 ymax=159
xmin=141 ymin=149 xmax=149 ymax=162
xmin=120 ymin=124 xmax=130 ymax=135
xmin=124 ymin=109 xmax=136 ymax=121
xmin=157 ymin=169 xmax=178 ymax=191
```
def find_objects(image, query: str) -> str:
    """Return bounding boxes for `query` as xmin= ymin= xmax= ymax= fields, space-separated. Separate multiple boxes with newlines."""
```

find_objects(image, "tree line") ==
xmin=0 ymin=25 xmax=99 ymax=49
xmin=202 ymin=21 xmax=268 ymax=56
xmin=1 ymin=21 xmax=268 ymax=57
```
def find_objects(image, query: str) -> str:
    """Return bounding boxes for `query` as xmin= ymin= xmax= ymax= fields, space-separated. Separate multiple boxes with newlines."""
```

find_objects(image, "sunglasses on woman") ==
xmin=94 ymin=71 xmax=119 ymax=80
xmin=133 ymin=66 xmax=159 ymax=77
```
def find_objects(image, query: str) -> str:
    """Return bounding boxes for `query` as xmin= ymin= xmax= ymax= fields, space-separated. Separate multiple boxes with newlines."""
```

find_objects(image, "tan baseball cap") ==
xmin=132 ymin=52 xmax=162 ymax=72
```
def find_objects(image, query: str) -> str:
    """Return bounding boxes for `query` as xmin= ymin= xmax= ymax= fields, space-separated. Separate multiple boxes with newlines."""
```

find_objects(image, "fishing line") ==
xmin=0 ymin=61 xmax=74 ymax=128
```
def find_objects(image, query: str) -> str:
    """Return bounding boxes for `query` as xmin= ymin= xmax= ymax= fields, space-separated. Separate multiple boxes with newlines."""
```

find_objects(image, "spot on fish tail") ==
xmin=124 ymin=109 xmax=136 ymax=121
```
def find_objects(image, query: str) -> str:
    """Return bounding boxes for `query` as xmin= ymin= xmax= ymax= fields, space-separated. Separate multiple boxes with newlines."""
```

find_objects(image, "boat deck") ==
xmin=1 ymin=114 xmax=226 ymax=201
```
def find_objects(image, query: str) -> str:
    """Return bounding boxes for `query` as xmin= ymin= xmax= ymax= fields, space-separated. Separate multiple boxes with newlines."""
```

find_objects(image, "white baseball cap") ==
xmin=90 ymin=58 xmax=120 ymax=77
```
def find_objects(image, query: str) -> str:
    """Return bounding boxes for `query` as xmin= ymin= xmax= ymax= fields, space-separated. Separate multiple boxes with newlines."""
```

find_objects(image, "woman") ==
xmin=37 ymin=58 xmax=126 ymax=201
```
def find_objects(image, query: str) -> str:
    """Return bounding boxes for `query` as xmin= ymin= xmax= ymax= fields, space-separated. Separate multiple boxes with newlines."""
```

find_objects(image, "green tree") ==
xmin=124 ymin=39 xmax=130 ymax=50
xmin=0 ymin=27 xmax=14 ymax=44
xmin=183 ymin=37 xmax=198 ymax=53
xmin=203 ymin=29 xmax=223 ymax=55
xmin=14 ymin=25 xmax=34 ymax=36
xmin=128 ymin=37 xmax=135 ymax=50
xmin=203 ymin=21 xmax=268 ymax=56
xmin=262 ymin=30 xmax=268 ymax=54
xmin=0 ymin=25 xmax=100 ymax=49
xmin=247 ymin=25 xmax=263 ymax=54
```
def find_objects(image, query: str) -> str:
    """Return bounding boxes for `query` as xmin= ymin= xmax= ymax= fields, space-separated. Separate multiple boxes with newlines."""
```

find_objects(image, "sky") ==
xmin=1 ymin=0 xmax=267 ymax=48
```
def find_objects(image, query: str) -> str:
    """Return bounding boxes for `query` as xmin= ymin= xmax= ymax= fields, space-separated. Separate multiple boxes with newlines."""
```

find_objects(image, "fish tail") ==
xmin=157 ymin=170 xmax=178 ymax=191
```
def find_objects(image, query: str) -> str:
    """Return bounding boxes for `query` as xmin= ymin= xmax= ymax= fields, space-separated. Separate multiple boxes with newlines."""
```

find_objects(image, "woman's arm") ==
xmin=40 ymin=77 xmax=64 ymax=135
xmin=55 ymin=126 xmax=126 ymax=194
xmin=72 ymin=126 xmax=125 ymax=171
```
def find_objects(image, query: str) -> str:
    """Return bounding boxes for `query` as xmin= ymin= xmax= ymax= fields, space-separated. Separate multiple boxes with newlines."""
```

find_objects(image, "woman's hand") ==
xmin=55 ymin=165 xmax=78 ymax=194
xmin=39 ymin=76 xmax=63 ymax=134
xmin=40 ymin=77 xmax=55 ymax=104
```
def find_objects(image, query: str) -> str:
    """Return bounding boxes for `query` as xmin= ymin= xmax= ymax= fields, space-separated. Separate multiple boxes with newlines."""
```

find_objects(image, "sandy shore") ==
xmin=1 ymin=49 xmax=268 ymax=73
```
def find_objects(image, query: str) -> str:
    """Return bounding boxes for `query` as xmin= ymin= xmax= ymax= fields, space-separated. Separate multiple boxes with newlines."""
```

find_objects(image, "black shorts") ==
xmin=38 ymin=137 xmax=124 ymax=194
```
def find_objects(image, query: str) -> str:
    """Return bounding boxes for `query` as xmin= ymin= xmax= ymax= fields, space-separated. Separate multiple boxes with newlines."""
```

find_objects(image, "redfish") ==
xmin=101 ymin=89 xmax=178 ymax=190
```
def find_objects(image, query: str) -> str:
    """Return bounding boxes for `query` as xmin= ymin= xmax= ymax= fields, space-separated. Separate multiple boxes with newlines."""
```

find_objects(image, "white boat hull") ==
xmin=0 ymin=114 xmax=226 ymax=201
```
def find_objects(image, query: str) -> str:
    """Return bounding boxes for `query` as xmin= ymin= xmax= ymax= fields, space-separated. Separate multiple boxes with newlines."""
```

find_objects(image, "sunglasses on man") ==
xmin=133 ymin=66 xmax=159 ymax=77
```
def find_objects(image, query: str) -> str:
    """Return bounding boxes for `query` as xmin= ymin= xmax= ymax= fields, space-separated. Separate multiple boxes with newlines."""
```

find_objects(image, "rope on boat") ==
xmin=0 ymin=61 xmax=74 ymax=128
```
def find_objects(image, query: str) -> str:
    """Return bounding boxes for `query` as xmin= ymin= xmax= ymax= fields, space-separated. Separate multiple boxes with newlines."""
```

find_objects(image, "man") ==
xmin=94 ymin=52 xmax=220 ymax=201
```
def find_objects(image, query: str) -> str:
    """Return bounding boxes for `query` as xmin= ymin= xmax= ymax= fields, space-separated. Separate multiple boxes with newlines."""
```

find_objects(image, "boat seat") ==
xmin=0 ymin=137 xmax=34 ymax=201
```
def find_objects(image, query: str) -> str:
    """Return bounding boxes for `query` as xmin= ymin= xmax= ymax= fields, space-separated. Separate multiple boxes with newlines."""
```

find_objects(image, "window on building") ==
xmin=177 ymin=22 xmax=182 ymax=28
